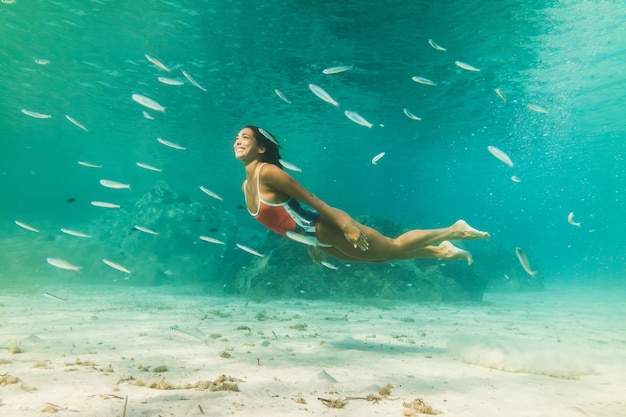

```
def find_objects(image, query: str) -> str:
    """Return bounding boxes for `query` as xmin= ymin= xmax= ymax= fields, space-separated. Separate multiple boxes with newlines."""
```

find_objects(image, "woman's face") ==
xmin=234 ymin=128 xmax=262 ymax=161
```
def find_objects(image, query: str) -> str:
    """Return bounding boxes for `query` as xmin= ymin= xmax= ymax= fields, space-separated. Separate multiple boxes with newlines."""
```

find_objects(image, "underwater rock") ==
xmin=86 ymin=181 xmax=238 ymax=284
xmin=1 ymin=185 xmax=534 ymax=298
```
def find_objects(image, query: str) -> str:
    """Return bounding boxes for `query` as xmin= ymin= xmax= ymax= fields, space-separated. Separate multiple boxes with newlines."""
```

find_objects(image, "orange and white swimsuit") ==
xmin=244 ymin=163 xmax=330 ymax=247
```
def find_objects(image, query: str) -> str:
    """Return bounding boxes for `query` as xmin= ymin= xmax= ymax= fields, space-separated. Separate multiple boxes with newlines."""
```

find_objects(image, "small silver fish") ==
xmin=90 ymin=201 xmax=120 ymax=209
xmin=428 ymin=39 xmax=446 ymax=51
xmin=15 ymin=220 xmax=39 ymax=233
xmin=515 ymin=247 xmax=537 ymax=277
xmin=65 ymin=115 xmax=88 ymax=132
xmin=455 ymin=60 xmax=480 ymax=72
xmin=131 ymin=94 xmax=166 ymax=112
xmin=279 ymin=159 xmax=302 ymax=172
xmin=77 ymin=161 xmax=103 ymax=168
xmin=157 ymin=137 xmax=186 ymax=150
xmin=157 ymin=76 xmax=184 ymax=86
xmin=136 ymin=162 xmax=162 ymax=172
xmin=102 ymin=258 xmax=131 ymax=274
xmin=371 ymin=152 xmax=385 ymax=165
xmin=46 ymin=257 xmax=81 ymax=272
xmin=134 ymin=225 xmax=159 ymax=235
xmin=487 ymin=146 xmax=514 ymax=167
xmin=322 ymin=65 xmax=353 ymax=74
xmin=100 ymin=179 xmax=131 ymax=190
xmin=527 ymin=103 xmax=549 ymax=114
xmin=285 ymin=231 xmax=316 ymax=246
xmin=199 ymin=186 xmax=223 ymax=201
xmin=142 ymin=111 xmax=154 ymax=120
xmin=34 ymin=58 xmax=51 ymax=65
xmin=21 ymin=109 xmax=52 ymax=119
xmin=274 ymin=89 xmax=291 ymax=104
xmin=145 ymin=54 xmax=170 ymax=72
xmin=321 ymin=261 xmax=339 ymax=270
xmin=402 ymin=108 xmax=421 ymax=121
xmin=43 ymin=292 xmax=67 ymax=302
xmin=182 ymin=70 xmax=207 ymax=92
xmin=169 ymin=326 xmax=205 ymax=342
xmin=567 ymin=212 xmax=581 ymax=227
xmin=308 ymin=84 xmax=339 ymax=107
xmin=494 ymin=88 xmax=507 ymax=104
xmin=236 ymin=243 xmax=264 ymax=257
xmin=511 ymin=175 xmax=521 ymax=183
xmin=60 ymin=228 xmax=92 ymax=238
xmin=200 ymin=235 xmax=225 ymax=245
xmin=411 ymin=76 xmax=437 ymax=86
xmin=344 ymin=110 xmax=373 ymax=128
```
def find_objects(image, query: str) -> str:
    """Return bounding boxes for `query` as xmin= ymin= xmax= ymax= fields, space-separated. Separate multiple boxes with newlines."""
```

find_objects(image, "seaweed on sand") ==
xmin=128 ymin=374 xmax=241 ymax=392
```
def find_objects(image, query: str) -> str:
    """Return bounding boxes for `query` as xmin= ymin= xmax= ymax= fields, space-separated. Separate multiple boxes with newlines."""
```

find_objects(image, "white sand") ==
xmin=1 ymin=284 xmax=624 ymax=417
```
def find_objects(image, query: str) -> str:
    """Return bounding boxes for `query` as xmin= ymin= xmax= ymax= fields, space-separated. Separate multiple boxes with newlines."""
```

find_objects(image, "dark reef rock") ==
xmin=2 ymin=182 xmax=539 ymax=301
xmin=86 ymin=181 xmax=238 ymax=285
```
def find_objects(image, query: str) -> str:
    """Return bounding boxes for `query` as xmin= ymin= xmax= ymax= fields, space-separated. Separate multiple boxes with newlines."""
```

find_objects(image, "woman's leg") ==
xmin=391 ymin=220 xmax=488 ymax=247
xmin=319 ymin=246 xmax=375 ymax=262
xmin=399 ymin=241 xmax=473 ymax=264
xmin=321 ymin=241 xmax=472 ymax=264
xmin=316 ymin=210 xmax=488 ymax=263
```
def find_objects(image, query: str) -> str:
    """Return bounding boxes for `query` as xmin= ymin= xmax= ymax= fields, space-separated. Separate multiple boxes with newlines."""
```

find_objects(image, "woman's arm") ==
xmin=262 ymin=164 xmax=368 ymax=249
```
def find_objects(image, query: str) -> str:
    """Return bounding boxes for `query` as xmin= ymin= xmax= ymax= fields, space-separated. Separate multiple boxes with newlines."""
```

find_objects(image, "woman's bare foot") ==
xmin=451 ymin=220 xmax=490 ymax=240
xmin=438 ymin=241 xmax=473 ymax=265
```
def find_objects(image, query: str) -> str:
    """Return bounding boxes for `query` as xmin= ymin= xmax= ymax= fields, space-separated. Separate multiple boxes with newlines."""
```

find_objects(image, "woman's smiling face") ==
xmin=233 ymin=127 xmax=262 ymax=161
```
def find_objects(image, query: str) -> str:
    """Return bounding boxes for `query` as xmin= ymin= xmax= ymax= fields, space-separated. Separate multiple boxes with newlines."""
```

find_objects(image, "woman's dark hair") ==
xmin=245 ymin=125 xmax=283 ymax=168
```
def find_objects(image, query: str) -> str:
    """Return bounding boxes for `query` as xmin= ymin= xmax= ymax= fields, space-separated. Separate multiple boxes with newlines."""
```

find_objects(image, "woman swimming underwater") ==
xmin=235 ymin=126 xmax=489 ymax=264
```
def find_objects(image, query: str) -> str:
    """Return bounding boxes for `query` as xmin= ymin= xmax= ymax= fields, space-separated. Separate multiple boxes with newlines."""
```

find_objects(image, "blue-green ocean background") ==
xmin=1 ymin=0 xmax=624 ymax=289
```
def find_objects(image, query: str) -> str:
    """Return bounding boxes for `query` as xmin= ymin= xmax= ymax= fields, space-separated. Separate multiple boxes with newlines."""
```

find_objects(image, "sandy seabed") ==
xmin=0 ymin=282 xmax=624 ymax=417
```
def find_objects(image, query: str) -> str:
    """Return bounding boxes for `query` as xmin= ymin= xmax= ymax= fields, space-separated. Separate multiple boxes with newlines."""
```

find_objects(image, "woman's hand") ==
xmin=344 ymin=223 xmax=369 ymax=251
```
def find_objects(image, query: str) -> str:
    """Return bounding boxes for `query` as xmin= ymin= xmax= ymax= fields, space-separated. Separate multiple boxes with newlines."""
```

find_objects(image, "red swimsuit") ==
xmin=245 ymin=163 xmax=329 ymax=246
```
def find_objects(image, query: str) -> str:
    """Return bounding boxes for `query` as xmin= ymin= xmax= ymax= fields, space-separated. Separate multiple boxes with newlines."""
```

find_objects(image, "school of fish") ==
xmin=15 ymin=34 xmax=560 ymax=282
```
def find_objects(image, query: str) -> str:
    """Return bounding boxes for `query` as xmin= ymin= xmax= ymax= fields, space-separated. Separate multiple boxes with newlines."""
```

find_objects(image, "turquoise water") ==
xmin=1 ymin=0 xmax=624 ymax=292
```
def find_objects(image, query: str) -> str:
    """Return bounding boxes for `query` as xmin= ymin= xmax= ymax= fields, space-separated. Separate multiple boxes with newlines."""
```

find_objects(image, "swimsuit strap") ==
xmin=255 ymin=162 xmax=267 ymax=202
xmin=244 ymin=163 xmax=266 ymax=216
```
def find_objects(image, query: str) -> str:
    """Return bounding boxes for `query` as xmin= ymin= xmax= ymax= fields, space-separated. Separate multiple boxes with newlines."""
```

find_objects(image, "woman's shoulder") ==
xmin=259 ymin=162 xmax=295 ymax=191
xmin=259 ymin=162 xmax=284 ymax=178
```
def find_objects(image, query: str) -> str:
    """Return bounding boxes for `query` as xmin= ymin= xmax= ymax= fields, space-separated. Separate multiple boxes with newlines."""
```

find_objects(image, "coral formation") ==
xmin=402 ymin=398 xmax=441 ymax=415
xmin=0 ymin=374 xmax=21 ymax=386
